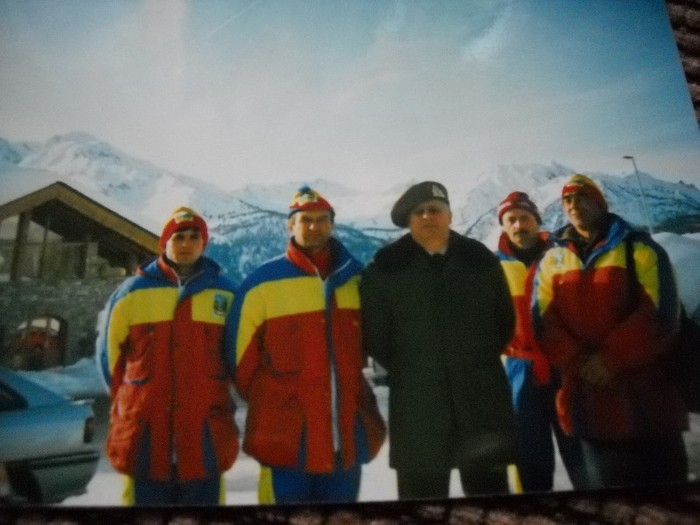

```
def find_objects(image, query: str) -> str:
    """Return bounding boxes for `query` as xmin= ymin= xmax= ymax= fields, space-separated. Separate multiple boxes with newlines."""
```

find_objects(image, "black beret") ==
xmin=390 ymin=181 xmax=450 ymax=228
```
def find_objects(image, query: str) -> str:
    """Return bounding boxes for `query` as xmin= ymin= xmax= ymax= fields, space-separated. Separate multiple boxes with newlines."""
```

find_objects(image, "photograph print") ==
xmin=1 ymin=0 xmax=699 ymax=509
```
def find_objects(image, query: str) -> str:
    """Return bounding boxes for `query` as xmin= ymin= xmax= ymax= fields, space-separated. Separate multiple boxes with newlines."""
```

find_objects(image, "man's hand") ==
xmin=578 ymin=353 xmax=613 ymax=387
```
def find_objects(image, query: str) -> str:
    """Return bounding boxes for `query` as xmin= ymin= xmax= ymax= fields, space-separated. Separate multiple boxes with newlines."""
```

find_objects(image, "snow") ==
xmin=653 ymin=232 xmax=700 ymax=318
xmin=3 ymin=133 xmax=699 ymax=243
xmin=0 ymin=165 xmax=162 ymax=236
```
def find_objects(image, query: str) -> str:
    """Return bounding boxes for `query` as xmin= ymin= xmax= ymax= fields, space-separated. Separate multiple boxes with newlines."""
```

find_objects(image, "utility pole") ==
xmin=623 ymin=155 xmax=653 ymax=235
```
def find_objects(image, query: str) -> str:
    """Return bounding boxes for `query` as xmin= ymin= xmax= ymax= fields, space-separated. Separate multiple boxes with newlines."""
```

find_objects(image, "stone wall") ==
xmin=0 ymin=277 xmax=124 ymax=366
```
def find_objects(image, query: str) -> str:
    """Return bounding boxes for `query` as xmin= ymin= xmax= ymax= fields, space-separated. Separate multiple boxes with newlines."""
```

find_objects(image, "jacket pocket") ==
xmin=263 ymin=319 xmax=303 ymax=374
xmin=202 ymin=324 xmax=227 ymax=379
xmin=206 ymin=405 xmax=239 ymax=472
xmin=246 ymin=378 xmax=303 ymax=465
xmin=125 ymin=324 xmax=155 ymax=383
xmin=106 ymin=386 xmax=148 ymax=475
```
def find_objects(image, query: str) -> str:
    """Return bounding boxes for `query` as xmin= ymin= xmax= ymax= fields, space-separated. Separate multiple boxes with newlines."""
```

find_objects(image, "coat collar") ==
xmin=286 ymin=236 xmax=362 ymax=283
xmin=551 ymin=213 xmax=641 ymax=264
xmin=138 ymin=254 xmax=221 ymax=286
xmin=372 ymin=230 xmax=497 ymax=271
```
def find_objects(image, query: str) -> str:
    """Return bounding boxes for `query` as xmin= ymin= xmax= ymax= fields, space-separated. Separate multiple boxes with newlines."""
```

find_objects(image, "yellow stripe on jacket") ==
xmin=107 ymin=287 xmax=178 ymax=375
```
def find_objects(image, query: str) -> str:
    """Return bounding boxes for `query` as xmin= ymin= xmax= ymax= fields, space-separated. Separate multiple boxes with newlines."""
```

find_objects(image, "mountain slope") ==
xmin=1 ymin=133 xmax=699 ymax=283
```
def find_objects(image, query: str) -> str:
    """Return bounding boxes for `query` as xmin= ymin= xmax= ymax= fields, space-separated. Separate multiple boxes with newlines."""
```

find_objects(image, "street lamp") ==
xmin=623 ymin=155 xmax=653 ymax=235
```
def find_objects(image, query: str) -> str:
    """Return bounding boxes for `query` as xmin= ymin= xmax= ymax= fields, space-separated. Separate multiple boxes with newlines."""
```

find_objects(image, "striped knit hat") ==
xmin=159 ymin=206 xmax=209 ymax=251
xmin=561 ymin=174 xmax=608 ymax=211
xmin=288 ymin=185 xmax=335 ymax=219
xmin=497 ymin=191 xmax=541 ymax=224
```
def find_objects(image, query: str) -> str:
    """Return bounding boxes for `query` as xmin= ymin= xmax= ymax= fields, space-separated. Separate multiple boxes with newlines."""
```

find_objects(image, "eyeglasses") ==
xmin=411 ymin=204 xmax=449 ymax=216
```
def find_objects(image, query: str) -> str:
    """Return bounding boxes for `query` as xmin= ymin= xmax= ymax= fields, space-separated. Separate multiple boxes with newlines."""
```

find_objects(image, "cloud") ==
xmin=462 ymin=4 xmax=514 ymax=63
xmin=118 ymin=0 xmax=190 ymax=84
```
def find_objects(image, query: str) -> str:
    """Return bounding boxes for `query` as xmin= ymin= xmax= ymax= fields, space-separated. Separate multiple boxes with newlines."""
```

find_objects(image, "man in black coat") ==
xmin=360 ymin=181 xmax=517 ymax=500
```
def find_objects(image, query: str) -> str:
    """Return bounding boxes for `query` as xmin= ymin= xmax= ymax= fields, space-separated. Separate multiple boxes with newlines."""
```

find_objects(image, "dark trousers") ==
xmin=132 ymin=476 xmax=221 ymax=505
xmin=506 ymin=357 xmax=587 ymax=491
xmin=267 ymin=459 xmax=361 ymax=504
xmin=396 ymin=466 xmax=509 ymax=500
xmin=580 ymin=433 xmax=688 ymax=490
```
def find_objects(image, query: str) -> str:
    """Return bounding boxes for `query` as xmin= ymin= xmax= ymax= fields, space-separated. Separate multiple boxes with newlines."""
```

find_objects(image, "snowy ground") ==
xmin=56 ymin=380 xmax=567 ymax=506
xmin=10 ymin=354 xmax=700 ymax=507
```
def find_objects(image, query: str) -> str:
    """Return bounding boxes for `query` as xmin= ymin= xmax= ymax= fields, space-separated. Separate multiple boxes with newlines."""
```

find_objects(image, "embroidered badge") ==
xmin=432 ymin=184 xmax=447 ymax=200
xmin=553 ymin=250 xmax=565 ymax=270
xmin=174 ymin=208 xmax=195 ymax=223
xmin=213 ymin=294 xmax=229 ymax=317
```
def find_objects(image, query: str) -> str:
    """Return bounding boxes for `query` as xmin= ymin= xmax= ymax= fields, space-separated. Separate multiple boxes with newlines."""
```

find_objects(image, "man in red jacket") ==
xmin=97 ymin=207 xmax=239 ymax=505
xmin=229 ymin=186 xmax=386 ymax=504
xmin=495 ymin=191 xmax=585 ymax=491
xmin=532 ymin=174 xmax=688 ymax=489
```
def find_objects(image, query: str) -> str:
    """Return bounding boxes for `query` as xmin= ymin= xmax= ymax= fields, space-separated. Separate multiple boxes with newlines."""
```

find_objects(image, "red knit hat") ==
xmin=288 ymin=185 xmax=335 ymax=219
xmin=159 ymin=206 xmax=209 ymax=251
xmin=497 ymin=191 xmax=541 ymax=225
xmin=561 ymin=174 xmax=608 ymax=211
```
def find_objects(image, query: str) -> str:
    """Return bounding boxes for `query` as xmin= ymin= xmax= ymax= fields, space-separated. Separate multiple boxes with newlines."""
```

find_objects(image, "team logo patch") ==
xmin=174 ymin=209 xmax=195 ymax=223
xmin=553 ymin=251 xmax=565 ymax=270
xmin=432 ymin=184 xmax=447 ymax=200
xmin=213 ymin=294 xmax=229 ymax=317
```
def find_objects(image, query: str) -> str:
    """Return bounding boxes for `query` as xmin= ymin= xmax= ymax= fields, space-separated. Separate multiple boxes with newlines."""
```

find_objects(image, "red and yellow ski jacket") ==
xmin=228 ymin=238 xmax=386 ymax=474
xmin=532 ymin=215 xmax=687 ymax=440
xmin=96 ymin=255 xmax=238 ymax=481
xmin=496 ymin=232 xmax=552 ymax=386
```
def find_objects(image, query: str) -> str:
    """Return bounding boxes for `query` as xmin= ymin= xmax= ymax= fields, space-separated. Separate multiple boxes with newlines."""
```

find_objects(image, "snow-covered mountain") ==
xmin=1 ymin=132 xmax=699 ymax=285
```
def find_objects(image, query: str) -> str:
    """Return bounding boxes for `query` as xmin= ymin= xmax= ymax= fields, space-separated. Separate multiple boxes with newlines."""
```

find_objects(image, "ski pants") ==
xmin=258 ymin=455 xmax=361 ymax=504
xmin=580 ymin=433 xmax=688 ymax=490
xmin=505 ymin=356 xmax=587 ymax=491
xmin=123 ymin=474 xmax=223 ymax=505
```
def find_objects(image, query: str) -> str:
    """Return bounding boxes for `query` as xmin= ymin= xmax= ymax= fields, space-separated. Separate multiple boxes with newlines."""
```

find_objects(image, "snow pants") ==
xmin=123 ymin=474 xmax=223 ymax=505
xmin=258 ymin=456 xmax=361 ymax=504
xmin=505 ymin=356 xmax=587 ymax=491
xmin=580 ymin=433 xmax=688 ymax=489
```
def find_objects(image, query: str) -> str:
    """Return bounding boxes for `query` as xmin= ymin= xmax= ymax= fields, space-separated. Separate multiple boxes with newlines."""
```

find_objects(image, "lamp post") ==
xmin=623 ymin=155 xmax=653 ymax=235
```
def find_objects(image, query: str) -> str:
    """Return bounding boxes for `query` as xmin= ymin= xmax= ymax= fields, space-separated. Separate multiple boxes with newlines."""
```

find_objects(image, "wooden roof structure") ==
xmin=0 ymin=181 xmax=159 ymax=276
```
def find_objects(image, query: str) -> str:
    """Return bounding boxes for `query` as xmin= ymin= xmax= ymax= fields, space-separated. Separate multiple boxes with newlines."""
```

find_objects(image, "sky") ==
xmin=0 ymin=0 xmax=699 ymax=191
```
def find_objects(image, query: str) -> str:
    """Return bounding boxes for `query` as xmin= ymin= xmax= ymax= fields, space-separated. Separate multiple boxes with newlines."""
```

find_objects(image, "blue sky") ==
xmin=0 ymin=0 xmax=698 ymax=190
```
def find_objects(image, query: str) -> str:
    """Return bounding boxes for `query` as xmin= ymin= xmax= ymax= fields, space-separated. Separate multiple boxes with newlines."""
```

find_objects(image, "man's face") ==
xmin=408 ymin=199 xmax=452 ymax=249
xmin=289 ymin=210 xmax=333 ymax=253
xmin=501 ymin=209 xmax=540 ymax=249
xmin=165 ymin=228 xmax=205 ymax=267
xmin=562 ymin=192 xmax=606 ymax=237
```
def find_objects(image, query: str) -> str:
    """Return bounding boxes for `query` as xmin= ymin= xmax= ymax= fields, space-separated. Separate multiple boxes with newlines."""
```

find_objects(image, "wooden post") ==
xmin=38 ymin=216 xmax=51 ymax=279
xmin=10 ymin=212 xmax=31 ymax=282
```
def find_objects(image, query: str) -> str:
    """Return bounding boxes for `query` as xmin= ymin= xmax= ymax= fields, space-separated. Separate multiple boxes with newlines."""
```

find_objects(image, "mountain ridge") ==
xmin=1 ymin=132 xmax=699 ymax=282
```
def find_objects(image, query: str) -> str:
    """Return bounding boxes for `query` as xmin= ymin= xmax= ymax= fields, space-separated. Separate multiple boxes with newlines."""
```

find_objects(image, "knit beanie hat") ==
xmin=497 ymin=191 xmax=542 ymax=225
xmin=288 ymin=185 xmax=335 ymax=219
xmin=390 ymin=181 xmax=450 ymax=228
xmin=561 ymin=174 xmax=608 ymax=211
xmin=159 ymin=206 xmax=209 ymax=251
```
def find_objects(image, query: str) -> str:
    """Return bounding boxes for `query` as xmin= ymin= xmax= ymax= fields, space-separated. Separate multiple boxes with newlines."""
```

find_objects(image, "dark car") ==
xmin=0 ymin=367 xmax=99 ymax=504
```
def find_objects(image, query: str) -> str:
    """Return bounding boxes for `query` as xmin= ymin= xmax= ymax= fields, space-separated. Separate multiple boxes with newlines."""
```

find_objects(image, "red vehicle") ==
xmin=12 ymin=316 xmax=67 ymax=370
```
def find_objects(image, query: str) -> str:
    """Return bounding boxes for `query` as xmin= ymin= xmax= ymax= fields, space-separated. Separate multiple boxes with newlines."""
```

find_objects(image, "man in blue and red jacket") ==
xmin=228 ymin=186 xmax=386 ymax=504
xmin=496 ymin=191 xmax=585 ymax=491
xmin=532 ymin=174 xmax=688 ymax=489
xmin=96 ymin=206 xmax=239 ymax=505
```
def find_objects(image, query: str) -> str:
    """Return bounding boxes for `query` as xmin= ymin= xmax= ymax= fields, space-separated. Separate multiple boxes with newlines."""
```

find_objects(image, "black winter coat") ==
xmin=360 ymin=231 xmax=517 ymax=473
